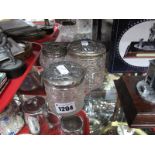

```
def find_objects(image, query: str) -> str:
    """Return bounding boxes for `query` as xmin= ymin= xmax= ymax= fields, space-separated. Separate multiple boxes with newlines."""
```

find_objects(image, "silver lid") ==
xmin=42 ymin=42 xmax=67 ymax=58
xmin=22 ymin=97 xmax=45 ymax=114
xmin=42 ymin=61 xmax=85 ymax=87
xmin=67 ymin=39 xmax=106 ymax=57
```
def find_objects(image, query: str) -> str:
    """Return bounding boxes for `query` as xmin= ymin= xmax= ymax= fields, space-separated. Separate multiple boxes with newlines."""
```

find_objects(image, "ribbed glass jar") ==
xmin=39 ymin=42 xmax=67 ymax=68
xmin=67 ymin=39 xmax=106 ymax=95
xmin=42 ymin=61 xmax=86 ymax=116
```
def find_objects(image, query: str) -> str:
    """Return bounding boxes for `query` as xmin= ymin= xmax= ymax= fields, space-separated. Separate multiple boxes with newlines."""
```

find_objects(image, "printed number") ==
xmin=58 ymin=105 xmax=74 ymax=112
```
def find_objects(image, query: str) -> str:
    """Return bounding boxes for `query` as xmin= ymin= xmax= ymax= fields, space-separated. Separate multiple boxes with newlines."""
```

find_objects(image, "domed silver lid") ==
xmin=67 ymin=39 xmax=106 ymax=57
xmin=42 ymin=42 xmax=67 ymax=58
xmin=42 ymin=61 xmax=85 ymax=87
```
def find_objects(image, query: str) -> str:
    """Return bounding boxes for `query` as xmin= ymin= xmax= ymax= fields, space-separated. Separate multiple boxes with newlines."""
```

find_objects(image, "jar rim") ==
xmin=42 ymin=42 xmax=67 ymax=58
xmin=67 ymin=39 xmax=106 ymax=57
xmin=42 ymin=61 xmax=86 ymax=87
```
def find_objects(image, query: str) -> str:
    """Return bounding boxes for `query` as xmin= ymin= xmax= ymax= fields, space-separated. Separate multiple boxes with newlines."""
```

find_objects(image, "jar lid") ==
xmin=42 ymin=61 xmax=85 ymax=87
xmin=67 ymin=39 xmax=106 ymax=57
xmin=42 ymin=42 xmax=67 ymax=58
xmin=22 ymin=97 xmax=45 ymax=114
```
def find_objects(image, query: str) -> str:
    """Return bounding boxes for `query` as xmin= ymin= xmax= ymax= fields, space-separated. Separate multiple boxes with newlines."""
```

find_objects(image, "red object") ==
xmin=17 ymin=125 xmax=30 ymax=134
xmin=0 ymin=43 xmax=41 ymax=113
xmin=76 ymin=110 xmax=90 ymax=135
xmin=33 ymin=22 xmax=60 ymax=44
xmin=151 ymin=128 xmax=155 ymax=132
xmin=18 ymin=110 xmax=90 ymax=135
xmin=48 ymin=110 xmax=90 ymax=135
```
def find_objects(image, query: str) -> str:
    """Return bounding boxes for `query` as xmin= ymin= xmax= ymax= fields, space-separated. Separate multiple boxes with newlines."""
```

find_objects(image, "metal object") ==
xmin=0 ymin=29 xmax=26 ymax=78
xmin=137 ymin=59 xmax=155 ymax=104
xmin=67 ymin=39 xmax=105 ymax=57
xmin=42 ymin=19 xmax=54 ymax=34
xmin=61 ymin=115 xmax=83 ymax=135
xmin=42 ymin=61 xmax=85 ymax=87
xmin=22 ymin=96 xmax=47 ymax=134
xmin=0 ymin=29 xmax=24 ymax=62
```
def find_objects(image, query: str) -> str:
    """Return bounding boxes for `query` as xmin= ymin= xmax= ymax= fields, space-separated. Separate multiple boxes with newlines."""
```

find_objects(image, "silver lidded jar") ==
xmin=42 ymin=61 xmax=86 ymax=116
xmin=67 ymin=39 xmax=106 ymax=95
xmin=22 ymin=96 xmax=47 ymax=135
xmin=39 ymin=42 xmax=67 ymax=69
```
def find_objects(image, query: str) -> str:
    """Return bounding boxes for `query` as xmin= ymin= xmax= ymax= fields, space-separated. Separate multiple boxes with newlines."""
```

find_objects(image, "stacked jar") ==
xmin=39 ymin=42 xmax=67 ymax=69
xmin=67 ymin=39 xmax=106 ymax=95
xmin=42 ymin=61 xmax=86 ymax=117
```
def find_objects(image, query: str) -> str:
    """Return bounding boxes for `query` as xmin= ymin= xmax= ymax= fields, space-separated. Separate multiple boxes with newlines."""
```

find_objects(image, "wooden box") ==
xmin=115 ymin=76 xmax=155 ymax=128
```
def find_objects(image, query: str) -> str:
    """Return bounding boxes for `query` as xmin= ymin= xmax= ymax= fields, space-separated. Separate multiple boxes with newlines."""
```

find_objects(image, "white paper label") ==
xmin=56 ymin=65 xmax=69 ymax=75
xmin=55 ymin=102 xmax=76 ymax=114
xmin=81 ymin=40 xmax=89 ymax=46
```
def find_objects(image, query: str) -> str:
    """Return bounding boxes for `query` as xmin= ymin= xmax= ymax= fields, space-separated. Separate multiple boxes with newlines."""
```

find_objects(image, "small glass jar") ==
xmin=67 ymin=39 xmax=106 ymax=95
xmin=60 ymin=115 xmax=83 ymax=135
xmin=42 ymin=61 xmax=86 ymax=116
xmin=0 ymin=101 xmax=24 ymax=135
xmin=39 ymin=42 xmax=67 ymax=68
xmin=22 ymin=96 xmax=48 ymax=135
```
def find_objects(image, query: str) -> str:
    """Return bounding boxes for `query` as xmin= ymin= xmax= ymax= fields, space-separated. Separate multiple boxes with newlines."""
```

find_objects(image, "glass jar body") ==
xmin=66 ymin=55 xmax=105 ymax=95
xmin=39 ymin=52 xmax=65 ymax=69
xmin=45 ymin=82 xmax=85 ymax=116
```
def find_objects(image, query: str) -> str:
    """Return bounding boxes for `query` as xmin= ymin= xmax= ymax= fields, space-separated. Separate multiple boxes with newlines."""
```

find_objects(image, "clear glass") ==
xmin=67 ymin=55 xmax=105 ymax=95
xmin=39 ymin=52 xmax=65 ymax=69
xmin=0 ymin=103 xmax=24 ymax=135
xmin=23 ymin=98 xmax=49 ymax=135
xmin=44 ymin=81 xmax=85 ymax=116
xmin=24 ymin=113 xmax=49 ymax=135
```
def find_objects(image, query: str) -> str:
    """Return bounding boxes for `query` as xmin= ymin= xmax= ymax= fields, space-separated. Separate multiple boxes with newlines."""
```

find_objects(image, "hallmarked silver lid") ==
xmin=67 ymin=39 xmax=106 ymax=57
xmin=42 ymin=61 xmax=85 ymax=87
xmin=42 ymin=42 xmax=67 ymax=58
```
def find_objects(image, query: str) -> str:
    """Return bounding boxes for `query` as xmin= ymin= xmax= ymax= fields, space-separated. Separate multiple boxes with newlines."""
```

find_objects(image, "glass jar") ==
xmin=39 ymin=42 xmax=67 ymax=68
xmin=42 ymin=61 xmax=86 ymax=116
xmin=22 ymin=96 xmax=48 ymax=135
xmin=67 ymin=39 xmax=106 ymax=95
xmin=0 ymin=101 xmax=24 ymax=135
xmin=60 ymin=115 xmax=83 ymax=135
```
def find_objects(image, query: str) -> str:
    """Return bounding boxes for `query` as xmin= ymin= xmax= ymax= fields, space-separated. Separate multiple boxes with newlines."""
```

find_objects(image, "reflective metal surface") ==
xmin=42 ymin=61 xmax=85 ymax=87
